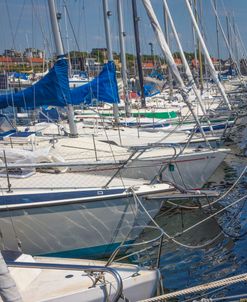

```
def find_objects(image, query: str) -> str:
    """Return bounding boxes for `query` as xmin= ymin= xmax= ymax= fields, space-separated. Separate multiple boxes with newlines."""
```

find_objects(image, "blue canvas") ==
xmin=0 ymin=58 xmax=71 ymax=109
xmin=70 ymin=61 xmax=120 ymax=105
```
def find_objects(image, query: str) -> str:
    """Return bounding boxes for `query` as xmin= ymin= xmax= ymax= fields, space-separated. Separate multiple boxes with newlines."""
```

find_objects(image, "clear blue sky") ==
xmin=0 ymin=0 xmax=246 ymax=59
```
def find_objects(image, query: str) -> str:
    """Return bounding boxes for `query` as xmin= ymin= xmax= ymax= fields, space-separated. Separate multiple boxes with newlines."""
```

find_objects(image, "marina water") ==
xmin=136 ymin=146 xmax=247 ymax=299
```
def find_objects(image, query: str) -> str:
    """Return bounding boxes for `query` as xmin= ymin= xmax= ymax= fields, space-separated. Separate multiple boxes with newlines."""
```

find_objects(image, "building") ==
xmin=4 ymin=49 xmax=21 ymax=57
xmin=23 ymin=48 xmax=44 ymax=58
xmin=139 ymin=62 xmax=154 ymax=77
xmin=70 ymin=57 xmax=84 ymax=71
xmin=142 ymin=62 xmax=154 ymax=70
xmin=0 ymin=56 xmax=44 ymax=71
xmin=0 ymin=56 xmax=12 ymax=67
xmin=91 ymin=48 xmax=108 ymax=63
xmin=85 ymin=57 xmax=97 ymax=67
xmin=26 ymin=57 xmax=44 ymax=66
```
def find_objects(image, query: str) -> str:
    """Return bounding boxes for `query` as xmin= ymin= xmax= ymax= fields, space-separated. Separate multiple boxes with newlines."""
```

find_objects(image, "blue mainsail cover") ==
xmin=0 ymin=58 xmax=71 ymax=109
xmin=71 ymin=61 xmax=119 ymax=105
xmin=141 ymin=82 xmax=160 ymax=97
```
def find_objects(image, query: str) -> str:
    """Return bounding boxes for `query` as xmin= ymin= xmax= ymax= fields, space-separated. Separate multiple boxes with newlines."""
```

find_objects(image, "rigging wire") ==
xmin=30 ymin=0 xmax=52 ymax=58
xmin=4 ymin=0 xmax=16 ymax=49
xmin=62 ymin=2 xmax=80 ymax=52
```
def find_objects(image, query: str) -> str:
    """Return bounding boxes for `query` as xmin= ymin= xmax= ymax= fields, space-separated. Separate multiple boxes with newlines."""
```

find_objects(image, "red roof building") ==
xmin=142 ymin=62 xmax=154 ymax=69
xmin=0 ymin=56 xmax=12 ymax=64
xmin=27 ymin=57 xmax=44 ymax=65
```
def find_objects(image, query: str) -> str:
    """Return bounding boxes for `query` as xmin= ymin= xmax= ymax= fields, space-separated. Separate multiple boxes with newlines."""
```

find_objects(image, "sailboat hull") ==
xmin=0 ymin=187 xmax=163 ymax=258
xmin=65 ymin=149 xmax=228 ymax=190
xmin=120 ymin=149 xmax=228 ymax=190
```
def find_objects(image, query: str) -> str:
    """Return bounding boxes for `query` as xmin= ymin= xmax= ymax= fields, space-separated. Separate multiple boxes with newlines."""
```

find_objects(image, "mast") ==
xmin=232 ymin=15 xmax=239 ymax=71
xmin=142 ymin=0 xmax=210 ymax=146
xmin=228 ymin=15 xmax=241 ymax=77
xmin=48 ymin=0 xmax=78 ymax=137
xmin=132 ymin=0 xmax=146 ymax=108
xmin=64 ymin=4 xmax=72 ymax=78
xmin=163 ymin=5 xmax=173 ymax=100
xmin=226 ymin=15 xmax=232 ymax=63
xmin=235 ymin=25 xmax=247 ymax=72
xmin=102 ymin=0 xmax=119 ymax=123
xmin=162 ymin=0 xmax=214 ymax=134
xmin=185 ymin=0 xmax=231 ymax=110
xmin=190 ymin=0 xmax=198 ymax=84
xmin=117 ymin=0 xmax=131 ymax=116
xmin=194 ymin=0 xmax=204 ymax=92
xmin=214 ymin=0 xmax=221 ymax=75
xmin=210 ymin=0 xmax=243 ymax=81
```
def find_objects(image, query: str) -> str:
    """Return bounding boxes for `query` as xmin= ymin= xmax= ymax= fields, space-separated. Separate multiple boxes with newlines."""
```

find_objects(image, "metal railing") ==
xmin=6 ymin=261 xmax=123 ymax=302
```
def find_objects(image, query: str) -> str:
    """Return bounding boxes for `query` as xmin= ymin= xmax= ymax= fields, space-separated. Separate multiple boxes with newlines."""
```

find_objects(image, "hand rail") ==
xmin=0 ymin=160 xmax=124 ymax=169
xmin=6 ymin=261 xmax=123 ymax=302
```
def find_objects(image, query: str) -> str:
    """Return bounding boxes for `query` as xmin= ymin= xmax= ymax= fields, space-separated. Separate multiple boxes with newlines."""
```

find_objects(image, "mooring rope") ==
xmin=138 ymin=273 xmax=247 ymax=302
xmin=131 ymin=189 xmax=247 ymax=249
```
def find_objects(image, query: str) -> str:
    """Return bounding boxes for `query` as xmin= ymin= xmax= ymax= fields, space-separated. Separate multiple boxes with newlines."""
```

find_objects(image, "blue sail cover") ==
xmin=140 ymin=82 xmax=160 ymax=97
xmin=0 ymin=58 xmax=71 ymax=109
xmin=11 ymin=72 xmax=29 ymax=80
xmin=71 ymin=61 xmax=120 ymax=105
xmin=149 ymin=70 xmax=165 ymax=81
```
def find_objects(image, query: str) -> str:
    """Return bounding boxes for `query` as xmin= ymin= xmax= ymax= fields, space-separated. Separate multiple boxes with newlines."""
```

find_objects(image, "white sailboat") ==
xmin=0 ymin=175 xmax=168 ymax=257
xmin=0 ymin=0 xmax=174 ymax=259
xmin=0 ymin=250 xmax=160 ymax=301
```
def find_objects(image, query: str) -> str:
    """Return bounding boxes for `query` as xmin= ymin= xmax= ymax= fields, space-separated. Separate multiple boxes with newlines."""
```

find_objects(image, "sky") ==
xmin=0 ymin=0 xmax=246 ymax=59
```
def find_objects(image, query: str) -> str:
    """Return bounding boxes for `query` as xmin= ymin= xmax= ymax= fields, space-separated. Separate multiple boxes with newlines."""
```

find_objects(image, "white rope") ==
xmin=131 ymin=188 xmax=247 ymax=249
xmin=138 ymin=273 xmax=247 ymax=301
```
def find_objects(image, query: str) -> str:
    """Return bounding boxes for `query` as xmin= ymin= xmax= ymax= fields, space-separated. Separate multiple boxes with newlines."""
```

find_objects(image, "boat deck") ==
xmin=7 ymin=253 xmax=158 ymax=302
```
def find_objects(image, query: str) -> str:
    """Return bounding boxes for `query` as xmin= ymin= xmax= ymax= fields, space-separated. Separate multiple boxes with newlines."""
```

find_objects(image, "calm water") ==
xmin=135 ymin=148 xmax=247 ymax=300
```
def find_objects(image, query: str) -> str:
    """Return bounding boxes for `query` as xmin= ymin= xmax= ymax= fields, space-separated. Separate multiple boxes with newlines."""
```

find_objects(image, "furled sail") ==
xmin=70 ymin=61 xmax=120 ymax=105
xmin=0 ymin=57 xmax=71 ymax=109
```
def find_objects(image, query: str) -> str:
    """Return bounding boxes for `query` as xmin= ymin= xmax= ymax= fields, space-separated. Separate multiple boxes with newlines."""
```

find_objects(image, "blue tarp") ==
xmin=149 ymin=70 xmax=165 ymax=81
xmin=70 ymin=61 xmax=119 ymax=105
xmin=219 ymin=66 xmax=237 ymax=81
xmin=79 ymin=71 xmax=88 ymax=78
xmin=39 ymin=107 xmax=60 ymax=122
xmin=142 ymin=82 xmax=160 ymax=97
xmin=0 ymin=59 xmax=119 ymax=110
xmin=0 ymin=58 xmax=71 ymax=109
xmin=13 ymin=72 xmax=29 ymax=80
